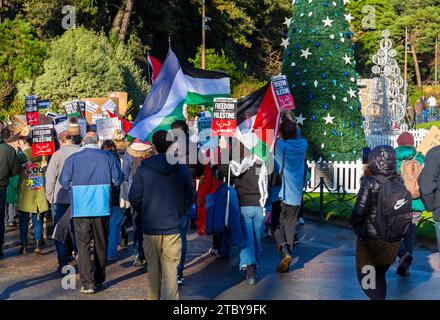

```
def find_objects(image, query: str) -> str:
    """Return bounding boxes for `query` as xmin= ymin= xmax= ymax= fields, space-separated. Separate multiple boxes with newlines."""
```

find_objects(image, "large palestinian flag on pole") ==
xmin=129 ymin=51 xmax=230 ymax=142
xmin=236 ymin=83 xmax=283 ymax=163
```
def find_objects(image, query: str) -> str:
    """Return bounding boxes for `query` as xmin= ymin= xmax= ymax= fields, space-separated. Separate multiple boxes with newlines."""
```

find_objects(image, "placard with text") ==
xmin=211 ymin=98 xmax=237 ymax=137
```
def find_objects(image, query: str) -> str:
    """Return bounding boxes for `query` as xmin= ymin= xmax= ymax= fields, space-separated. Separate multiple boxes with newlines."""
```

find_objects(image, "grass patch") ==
xmin=415 ymin=121 xmax=440 ymax=130
xmin=303 ymin=193 xmax=436 ymax=240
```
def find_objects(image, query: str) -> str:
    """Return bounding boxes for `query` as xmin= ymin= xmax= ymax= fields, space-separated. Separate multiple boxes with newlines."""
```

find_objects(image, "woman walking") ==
xmin=350 ymin=145 xmax=401 ymax=300
xmin=16 ymin=136 xmax=49 ymax=255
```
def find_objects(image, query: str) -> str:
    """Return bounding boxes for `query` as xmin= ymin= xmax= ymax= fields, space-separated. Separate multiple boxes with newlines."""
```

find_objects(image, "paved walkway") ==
xmin=0 ymin=219 xmax=439 ymax=300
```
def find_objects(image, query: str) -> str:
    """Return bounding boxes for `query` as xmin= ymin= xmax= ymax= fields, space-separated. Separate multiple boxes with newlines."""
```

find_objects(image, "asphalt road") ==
xmin=0 ymin=219 xmax=439 ymax=300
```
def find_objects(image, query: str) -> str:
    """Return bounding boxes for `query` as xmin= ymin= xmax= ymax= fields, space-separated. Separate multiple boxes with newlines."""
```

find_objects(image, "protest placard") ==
xmin=31 ymin=125 xmax=55 ymax=157
xmin=198 ymin=116 xmax=217 ymax=149
xmin=85 ymin=101 xmax=99 ymax=114
xmin=96 ymin=117 xmax=121 ymax=140
xmin=25 ymin=95 xmax=39 ymax=126
xmin=63 ymin=100 xmax=82 ymax=118
xmin=271 ymin=75 xmax=295 ymax=111
xmin=101 ymin=99 xmax=117 ymax=113
xmin=92 ymin=113 xmax=104 ymax=124
xmin=37 ymin=99 xmax=50 ymax=109
xmin=417 ymin=126 xmax=440 ymax=155
xmin=211 ymin=98 xmax=237 ymax=137
xmin=54 ymin=118 xmax=87 ymax=137
xmin=78 ymin=101 xmax=86 ymax=118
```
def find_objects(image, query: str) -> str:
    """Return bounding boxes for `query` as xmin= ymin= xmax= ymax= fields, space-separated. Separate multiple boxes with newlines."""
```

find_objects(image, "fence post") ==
xmin=319 ymin=177 xmax=324 ymax=222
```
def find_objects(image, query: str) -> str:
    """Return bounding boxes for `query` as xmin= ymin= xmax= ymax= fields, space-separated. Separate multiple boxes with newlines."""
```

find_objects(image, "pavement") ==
xmin=1 ymin=219 xmax=440 ymax=300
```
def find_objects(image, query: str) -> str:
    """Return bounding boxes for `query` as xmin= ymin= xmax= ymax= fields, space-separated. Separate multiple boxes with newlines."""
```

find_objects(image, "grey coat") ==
xmin=45 ymin=144 xmax=81 ymax=204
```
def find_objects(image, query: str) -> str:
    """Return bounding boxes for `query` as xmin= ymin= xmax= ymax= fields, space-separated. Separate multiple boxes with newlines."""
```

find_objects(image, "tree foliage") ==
xmin=14 ymin=27 xmax=148 ymax=113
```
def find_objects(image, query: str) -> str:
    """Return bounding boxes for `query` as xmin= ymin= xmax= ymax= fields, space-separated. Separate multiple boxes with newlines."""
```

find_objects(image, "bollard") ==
xmin=319 ymin=177 xmax=324 ymax=222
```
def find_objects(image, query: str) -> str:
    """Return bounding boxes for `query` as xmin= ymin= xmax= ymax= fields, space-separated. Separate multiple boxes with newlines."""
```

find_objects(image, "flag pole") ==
xmin=147 ymin=52 xmax=152 ymax=86
xmin=225 ymin=137 xmax=232 ymax=227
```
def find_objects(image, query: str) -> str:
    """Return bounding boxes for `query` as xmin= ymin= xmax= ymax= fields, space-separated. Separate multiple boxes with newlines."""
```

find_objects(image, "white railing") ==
xmin=306 ymin=160 xmax=364 ymax=194
xmin=366 ymin=129 xmax=428 ymax=149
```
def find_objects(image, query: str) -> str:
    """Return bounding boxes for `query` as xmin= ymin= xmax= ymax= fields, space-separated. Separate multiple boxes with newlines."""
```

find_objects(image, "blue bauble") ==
xmin=324 ymin=2 xmax=328 ymax=7
xmin=287 ymin=50 xmax=292 ymax=57
xmin=343 ymin=71 xmax=349 ymax=77
xmin=358 ymin=105 xmax=362 ymax=111
xmin=311 ymin=28 xmax=317 ymax=34
xmin=312 ymin=115 xmax=317 ymax=121
xmin=292 ymin=28 xmax=297 ymax=33
xmin=296 ymin=43 xmax=301 ymax=49
xmin=324 ymin=104 xmax=329 ymax=110
xmin=283 ymin=31 xmax=288 ymax=38
xmin=322 ymin=86 xmax=326 ymax=91
xmin=316 ymin=42 xmax=321 ymax=47
xmin=332 ymin=130 xmax=338 ymax=136
xmin=295 ymin=71 xmax=300 ymax=76
xmin=352 ymin=44 xmax=356 ymax=50
xmin=321 ymin=73 xmax=327 ymax=79
xmin=350 ymin=122 xmax=355 ymax=128
xmin=362 ymin=117 xmax=366 ymax=121
xmin=308 ymin=93 xmax=314 ymax=100
xmin=335 ymin=44 xmax=339 ymax=49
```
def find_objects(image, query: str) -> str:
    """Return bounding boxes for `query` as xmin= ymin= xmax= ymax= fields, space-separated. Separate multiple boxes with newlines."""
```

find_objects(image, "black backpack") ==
xmin=372 ymin=174 xmax=413 ymax=242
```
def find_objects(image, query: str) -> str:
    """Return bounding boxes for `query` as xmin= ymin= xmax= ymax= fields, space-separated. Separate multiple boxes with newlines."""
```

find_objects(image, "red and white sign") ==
xmin=211 ymin=98 xmax=237 ymax=137
xmin=25 ymin=95 xmax=39 ymax=126
xmin=31 ymin=125 xmax=55 ymax=157
xmin=271 ymin=75 xmax=295 ymax=111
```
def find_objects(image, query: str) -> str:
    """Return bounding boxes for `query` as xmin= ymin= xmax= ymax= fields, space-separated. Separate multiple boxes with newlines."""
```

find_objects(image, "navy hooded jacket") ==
xmin=128 ymin=154 xmax=194 ymax=235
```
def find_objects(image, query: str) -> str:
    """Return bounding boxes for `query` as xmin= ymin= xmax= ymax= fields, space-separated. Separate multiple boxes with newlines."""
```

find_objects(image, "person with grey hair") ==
xmin=60 ymin=131 xmax=124 ymax=294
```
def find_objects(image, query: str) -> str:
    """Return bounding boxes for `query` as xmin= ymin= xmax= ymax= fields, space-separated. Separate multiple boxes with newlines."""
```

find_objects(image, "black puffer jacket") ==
xmin=350 ymin=145 xmax=398 ymax=240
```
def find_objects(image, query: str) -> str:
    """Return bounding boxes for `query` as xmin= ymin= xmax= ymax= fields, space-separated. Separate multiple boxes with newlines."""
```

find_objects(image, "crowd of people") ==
xmin=0 ymin=111 xmax=440 ymax=301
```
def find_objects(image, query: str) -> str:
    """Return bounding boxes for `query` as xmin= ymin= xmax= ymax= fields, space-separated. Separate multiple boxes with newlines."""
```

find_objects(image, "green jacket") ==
xmin=6 ymin=174 xmax=19 ymax=204
xmin=395 ymin=145 xmax=425 ymax=212
xmin=17 ymin=148 xmax=49 ymax=214
xmin=0 ymin=138 xmax=20 ymax=188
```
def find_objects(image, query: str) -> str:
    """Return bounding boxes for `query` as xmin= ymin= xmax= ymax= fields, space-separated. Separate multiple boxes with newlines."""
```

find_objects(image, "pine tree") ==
xmin=281 ymin=0 xmax=365 ymax=161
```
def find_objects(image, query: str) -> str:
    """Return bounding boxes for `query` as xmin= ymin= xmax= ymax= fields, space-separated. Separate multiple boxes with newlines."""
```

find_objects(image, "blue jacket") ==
xmin=206 ymin=183 xmax=244 ymax=248
xmin=60 ymin=147 xmax=124 ymax=218
xmin=275 ymin=137 xmax=308 ymax=206
xmin=129 ymin=154 xmax=194 ymax=235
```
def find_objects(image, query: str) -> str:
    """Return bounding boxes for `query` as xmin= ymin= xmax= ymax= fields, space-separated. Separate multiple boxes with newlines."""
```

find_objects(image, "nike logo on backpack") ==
xmin=394 ymin=199 xmax=408 ymax=210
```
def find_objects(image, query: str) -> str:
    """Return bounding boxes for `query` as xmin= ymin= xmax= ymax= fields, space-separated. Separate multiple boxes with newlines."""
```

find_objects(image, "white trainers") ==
xmin=80 ymin=286 xmax=95 ymax=294
xmin=208 ymin=248 xmax=219 ymax=255
xmin=298 ymin=218 xmax=305 ymax=225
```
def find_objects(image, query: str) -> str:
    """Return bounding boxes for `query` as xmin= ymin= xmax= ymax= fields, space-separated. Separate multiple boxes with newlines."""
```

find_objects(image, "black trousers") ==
xmin=73 ymin=217 xmax=109 ymax=289
xmin=272 ymin=201 xmax=299 ymax=250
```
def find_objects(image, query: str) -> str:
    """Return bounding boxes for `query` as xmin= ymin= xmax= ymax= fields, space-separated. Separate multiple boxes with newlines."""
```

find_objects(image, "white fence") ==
xmin=306 ymin=160 xmax=364 ymax=194
xmin=365 ymin=129 xmax=428 ymax=149
xmin=306 ymin=128 xmax=429 ymax=194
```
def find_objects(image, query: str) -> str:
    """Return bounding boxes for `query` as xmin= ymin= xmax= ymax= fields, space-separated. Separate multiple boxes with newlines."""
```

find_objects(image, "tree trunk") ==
xmin=118 ymin=0 xmax=134 ymax=42
xmin=410 ymin=43 xmax=423 ymax=90
xmin=111 ymin=1 xmax=125 ymax=36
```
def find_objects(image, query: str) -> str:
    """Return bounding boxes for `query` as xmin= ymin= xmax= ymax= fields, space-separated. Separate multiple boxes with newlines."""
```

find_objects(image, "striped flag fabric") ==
xmin=148 ymin=53 xmax=162 ymax=85
xmin=236 ymin=83 xmax=282 ymax=163
xmin=129 ymin=50 xmax=230 ymax=142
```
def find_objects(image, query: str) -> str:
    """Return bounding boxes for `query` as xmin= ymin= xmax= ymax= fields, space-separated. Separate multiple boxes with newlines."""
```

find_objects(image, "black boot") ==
xmin=34 ymin=240 xmax=41 ymax=255
xmin=397 ymin=253 xmax=413 ymax=277
xmin=19 ymin=244 xmax=28 ymax=255
xmin=245 ymin=264 xmax=256 ymax=285
xmin=277 ymin=244 xmax=292 ymax=273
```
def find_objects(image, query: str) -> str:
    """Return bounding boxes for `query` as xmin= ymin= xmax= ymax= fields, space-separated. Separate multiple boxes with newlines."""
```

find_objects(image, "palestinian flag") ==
xmin=147 ymin=53 xmax=162 ymax=84
xmin=236 ymin=83 xmax=282 ymax=163
xmin=129 ymin=50 xmax=230 ymax=142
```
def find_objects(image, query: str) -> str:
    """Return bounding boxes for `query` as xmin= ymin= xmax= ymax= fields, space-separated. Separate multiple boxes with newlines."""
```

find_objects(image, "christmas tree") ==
xmin=281 ymin=0 xmax=365 ymax=161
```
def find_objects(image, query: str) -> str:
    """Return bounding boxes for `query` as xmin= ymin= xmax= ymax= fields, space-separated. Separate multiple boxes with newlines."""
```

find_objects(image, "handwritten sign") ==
xmin=271 ymin=75 xmax=295 ymax=111
xmin=85 ymin=101 xmax=99 ymax=114
xmin=25 ymin=95 xmax=39 ymax=126
xmin=211 ymin=98 xmax=237 ymax=137
xmin=96 ymin=117 xmax=121 ymax=141
xmin=32 ymin=125 xmax=55 ymax=157
xmin=417 ymin=126 xmax=440 ymax=155
xmin=54 ymin=118 xmax=87 ymax=137
xmin=101 ymin=99 xmax=117 ymax=112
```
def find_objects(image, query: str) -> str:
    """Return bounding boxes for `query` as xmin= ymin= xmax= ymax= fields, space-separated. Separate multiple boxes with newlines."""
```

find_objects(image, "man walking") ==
xmin=0 ymin=128 xmax=20 ymax=258
xmin=60 ymin=132 xmax=123 ymax=294
xmin=129 ymin=130 xmax=194 ymax=300
xmin=427 ymin=94 xmax=437 ymax=119
xmin=46 ymin=132 xmax=81 ymax=272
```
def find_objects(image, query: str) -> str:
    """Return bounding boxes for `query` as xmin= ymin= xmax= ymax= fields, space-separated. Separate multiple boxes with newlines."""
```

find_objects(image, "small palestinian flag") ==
xmin=236 ymin=83 xmax=283 ymax=163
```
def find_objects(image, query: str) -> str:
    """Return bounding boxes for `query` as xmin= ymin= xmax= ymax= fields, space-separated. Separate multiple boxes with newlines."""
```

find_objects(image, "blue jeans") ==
xmin=178 ymin=214 xmax=189 ymax=276
xmin=6 ymin=203 xmax=16 ymax=224
xmin=239 ymin=206 xmax=264 ymax=270
xmin=0 ymin=188 xmax=6 ymax=250
xmin=133 ymin=210 xmax=145 ymax=258
xmin=108 ymin=206 xmax=125 ymax=259
xmin=19 ymin=212 xmax=43 ymax=244
xmin=52 ymin=204 xmax=70 ymax=267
